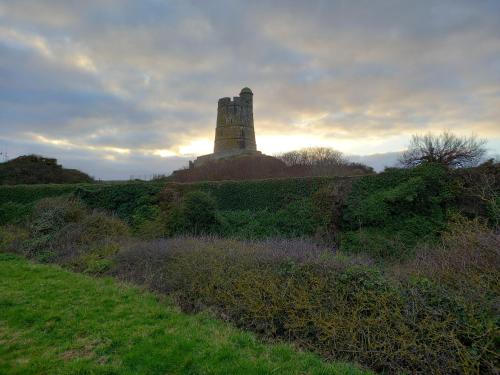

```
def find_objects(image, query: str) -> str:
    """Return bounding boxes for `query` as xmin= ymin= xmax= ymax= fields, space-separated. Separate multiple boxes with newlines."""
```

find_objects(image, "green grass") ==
xmin=0 ymin=253 xmax=368 ymax=375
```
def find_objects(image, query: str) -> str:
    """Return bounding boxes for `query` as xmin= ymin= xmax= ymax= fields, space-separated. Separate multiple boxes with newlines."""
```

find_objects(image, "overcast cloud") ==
xmin=0 ymin=0 xmax=499 ymax=179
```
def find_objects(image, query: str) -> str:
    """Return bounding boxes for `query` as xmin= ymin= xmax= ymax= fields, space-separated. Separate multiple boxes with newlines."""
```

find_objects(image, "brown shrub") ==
xmin=394 ymin=216 xmax=500 ymax=312
xmin=112 ymin=236 xmax=496 ymax=374
xmin=0 ymin=225 xmax=29 ymax=253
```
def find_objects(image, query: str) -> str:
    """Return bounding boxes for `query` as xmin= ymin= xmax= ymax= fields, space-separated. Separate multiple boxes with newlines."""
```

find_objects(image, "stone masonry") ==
xmin=192 ymin=87 xmax=261 ymax=167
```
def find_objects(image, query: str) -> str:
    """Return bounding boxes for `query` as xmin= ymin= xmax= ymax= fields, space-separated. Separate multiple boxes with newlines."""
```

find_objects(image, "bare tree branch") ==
xmin=400 ymin=132 xmax=486 ymax=168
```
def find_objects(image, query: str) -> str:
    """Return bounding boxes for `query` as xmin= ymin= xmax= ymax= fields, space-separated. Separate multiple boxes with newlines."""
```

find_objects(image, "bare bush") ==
xmin=393 ymin=216 xmax=500 ymax=310
xmin=400 ymin=131 xmax=486 ymax=168
xmin=454 ymin=159 xmax=500 ymax=226
xmin=111 ymin=235 xmax=494 ymax=374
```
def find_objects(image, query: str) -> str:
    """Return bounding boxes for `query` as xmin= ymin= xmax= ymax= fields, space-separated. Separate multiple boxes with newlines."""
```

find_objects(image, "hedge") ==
xmin=0 ymin=177 xmax=348 ymax=224
xmin=164 ymin=176 xmax=349 ymax=211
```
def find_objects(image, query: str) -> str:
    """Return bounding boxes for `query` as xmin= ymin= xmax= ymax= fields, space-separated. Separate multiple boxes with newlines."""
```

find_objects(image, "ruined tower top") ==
xmin=214 ymin=87 xmax=257 ymax=154
xmin=240 ymin=87 xmax=253 ymax=95
xmin=191 ymin=87 xmax=261 ymax=168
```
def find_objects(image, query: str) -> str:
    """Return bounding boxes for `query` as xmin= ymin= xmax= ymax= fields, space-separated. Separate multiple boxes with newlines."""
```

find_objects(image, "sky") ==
xmin=1 ymin=0 xmax=499 ymax=179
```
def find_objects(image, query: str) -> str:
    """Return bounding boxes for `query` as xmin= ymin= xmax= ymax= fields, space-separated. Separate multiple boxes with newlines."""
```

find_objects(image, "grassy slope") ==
xmin=0 ymin=254 xmax=368 ymax=375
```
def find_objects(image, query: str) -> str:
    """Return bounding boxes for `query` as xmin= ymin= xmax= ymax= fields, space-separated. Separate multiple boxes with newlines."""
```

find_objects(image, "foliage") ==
xmin=0 ymin=254 xmax=366 ymax=375
xmin=21 ymin=197 xmax=129 ymax=265
xmin=131 ymin=205 xmax=170 ymax=239
xmin=311 ymin=179 xmax=354 ymax=242
xmin=0 ymin=154 xmax=94 ymax=185
xmin=163 ymin=176 xmax=346 ymax=212
xmin=178 ymin=191 xmax=220 ymax=234
xmin=275 ymin=147 xmax=374 ymax=176
xmin=400 ymin=131 xmax=486 ymax=168
xmin=0 ymin=201 xmax=32 ymax=225
xmin=394 ymin=216 xmax=500 ymax=312
xmin=453 ymin=159 xmax=500 ymax=226
xmin=218 ymin=199 xmax=320 ymax=240
xmin=1 ymin=163 xmax=496 ymax=248
xmin=0 ymin=183 xmax=85 ymax=204
xmin=75 ymin=182 xmax=165 ymax=221
xmin=341 ymin=164 xmax=457 ymax=258
xmin=113 ymin=236 xmax=498 ymax=374
xmin=0 ymin=177 xmax=344 ymax=226
xmin=0 ymin=225 xmax=28 ymax=252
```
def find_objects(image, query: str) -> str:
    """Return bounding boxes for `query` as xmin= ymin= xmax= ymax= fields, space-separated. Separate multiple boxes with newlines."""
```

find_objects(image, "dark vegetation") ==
xmin=276 ymin=147 xmax=374 ymax=176
xmin=1 ymin=141 xmax=499 ymax=374
xmin=0 ymin=154 xmax=94 ymax=185
xmin=171 ymin=154 xmax=290 ymax=181
xmin=169 ymin=148 xmax=373 ymax=182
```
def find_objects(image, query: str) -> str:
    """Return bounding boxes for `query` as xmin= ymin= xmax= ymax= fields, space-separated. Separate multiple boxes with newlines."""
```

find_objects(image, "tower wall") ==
xmin=214 ymin=88 xmax=257 ymax=153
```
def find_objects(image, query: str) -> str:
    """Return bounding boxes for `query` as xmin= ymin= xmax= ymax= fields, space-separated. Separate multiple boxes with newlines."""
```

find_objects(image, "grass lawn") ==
xmin=0 ymin=253 xmax=368 ymax=375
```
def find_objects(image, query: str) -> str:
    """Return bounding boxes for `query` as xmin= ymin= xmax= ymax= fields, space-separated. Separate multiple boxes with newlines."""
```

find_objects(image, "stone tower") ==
xmin=191 ymin=87 xmax=260 ymax=168
xmin=214 ymin=87 xmax=257 ymax=154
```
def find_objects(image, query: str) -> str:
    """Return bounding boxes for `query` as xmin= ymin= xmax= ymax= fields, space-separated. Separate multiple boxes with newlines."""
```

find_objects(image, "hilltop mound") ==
xmin=0 ymin=155 xmax=94 ymax=185
xmin=169 ymin=153 xmax=374 ymax=182
xmin=170 ymin=154 xmax=289 ymax=182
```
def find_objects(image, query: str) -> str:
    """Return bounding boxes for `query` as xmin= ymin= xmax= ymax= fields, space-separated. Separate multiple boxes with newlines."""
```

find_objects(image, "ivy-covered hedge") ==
xmin=163 ymin=176 xmax=347 ymax=211
xmin=75 ymin=182 xmax=165 ymax=220
xmin=0 ymin=183 xmax=89 ymax=204
xmin=0 ymin=177 xmax=344 ymax=225
xmin=340 ymin=164 xmax=459 ymax=258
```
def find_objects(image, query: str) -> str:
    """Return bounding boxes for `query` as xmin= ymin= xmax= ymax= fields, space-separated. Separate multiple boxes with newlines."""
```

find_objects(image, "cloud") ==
xmin=0 ymin=0 xmax=499 ymax=179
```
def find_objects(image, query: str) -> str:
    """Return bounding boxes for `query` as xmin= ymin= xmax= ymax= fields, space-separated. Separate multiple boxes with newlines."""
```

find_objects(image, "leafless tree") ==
xmin=276 ymin=147 xmax=373 ymax=177
xmin=400 ymin=132 xmax=486 ymax=168
xmin=277 ymin=147 xmax=347 ymax=167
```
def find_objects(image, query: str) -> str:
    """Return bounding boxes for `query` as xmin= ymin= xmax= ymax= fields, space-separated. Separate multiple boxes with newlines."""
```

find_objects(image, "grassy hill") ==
xmin=0 ymin=155 xmax=93 ymax=185
xmin=0 ymin=253 xmax=367 ymax=375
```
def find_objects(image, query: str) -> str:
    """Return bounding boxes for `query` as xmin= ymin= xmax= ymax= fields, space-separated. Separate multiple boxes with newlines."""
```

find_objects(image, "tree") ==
xmin=276 ymin=147 xmax=373 ymax=176
xmin=400 ymin=132 xmax=486 ymax=168
xmin=277 ymin=147 xmax=347 ymax=167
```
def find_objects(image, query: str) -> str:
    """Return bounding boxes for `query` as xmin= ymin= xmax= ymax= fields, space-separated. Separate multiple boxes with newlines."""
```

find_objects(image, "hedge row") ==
xmin=164 ymin=176 xmax=348 ymax=211
xmin=0 ymin=177 xmax=346 ymax=224
xmin=0 ymin=183 xmax=90 ymax=204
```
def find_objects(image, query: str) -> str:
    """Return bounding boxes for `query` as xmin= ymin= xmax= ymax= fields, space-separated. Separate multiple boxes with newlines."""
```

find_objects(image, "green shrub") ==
xmin=23 ymin=197 xmax=87 ymax=258
xmin=219 ymin=210 xmax=282 ymax=239
xmin=218 ymin=200 xmax=320 ymax=240
xmin=0 ymin=176 xmax=347 ymax=226
xmin=22 ymin=197 xmax=128 ymax=263
xmin=76 ymin=242 xmax=121 ymax=274
xmin=134 ymin=214 xmax=169 ymax=239
xmin=163 ymin=176 xmax=347 ymax=211
xmin=178 ymin=191 xmax=220 ymax=235
xmin=77 ymin=211 xmax=129 ymax=243
xmin=341 ymin=164 xmax=457 ymax=258
xmin=311 ymin=180 xmax=353 ymax=243
xmin=75 ymin=182 xmax=165 ymax=221
xmin=0 ymin=202 xmax=32 ymax=225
